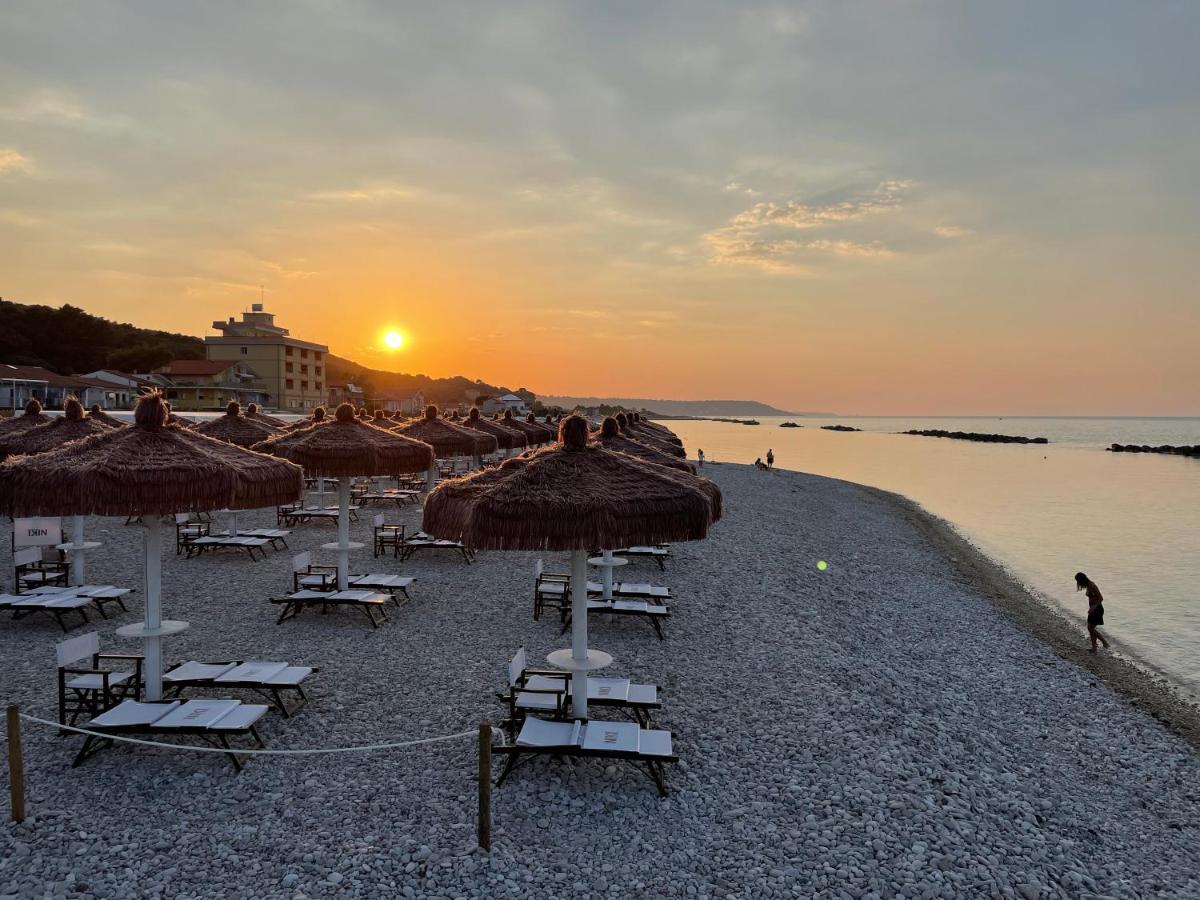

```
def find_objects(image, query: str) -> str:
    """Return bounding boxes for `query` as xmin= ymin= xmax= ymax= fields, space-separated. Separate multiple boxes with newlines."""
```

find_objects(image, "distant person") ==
xmin=697 ymin=449 xmax=705 ymax=469
xmin=1075 ymin=572 xmax=1110 ymax=654
xmin=766 ymin=448 xmax=775 ymax=470
xmin=754 ymin=457 xmax=765 ymax=470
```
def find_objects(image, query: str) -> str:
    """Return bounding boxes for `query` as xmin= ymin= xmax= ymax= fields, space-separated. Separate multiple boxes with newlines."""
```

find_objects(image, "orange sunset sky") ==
xmin=1 ymin=3 xmax=1197 ymax=415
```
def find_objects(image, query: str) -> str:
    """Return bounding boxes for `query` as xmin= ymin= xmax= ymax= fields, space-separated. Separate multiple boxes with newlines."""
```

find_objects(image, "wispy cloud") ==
xmin=934 ymin=225 xmax=974 ymax=238
xmin=0 ymin=148 xmax=31 ymax=174
xmin=704 ymin=180 xmax=912 ymax=272
xmin=0 ymin=89 xmax=130 ymax=130
xmin=304 ymin=183 xmax=433 ymax=203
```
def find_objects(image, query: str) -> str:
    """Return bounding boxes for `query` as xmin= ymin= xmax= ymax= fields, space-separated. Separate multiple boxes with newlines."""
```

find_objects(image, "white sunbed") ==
xmin=163 ymin=659 xmax=316 ymax=716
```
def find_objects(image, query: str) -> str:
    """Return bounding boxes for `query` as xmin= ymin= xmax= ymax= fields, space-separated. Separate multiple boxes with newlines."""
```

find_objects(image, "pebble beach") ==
xmin=2 ymin=462 xmax=1198 ymax=899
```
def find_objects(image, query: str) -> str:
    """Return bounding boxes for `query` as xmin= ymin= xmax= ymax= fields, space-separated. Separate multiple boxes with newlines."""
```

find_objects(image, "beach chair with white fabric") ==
xmin=12 ymin=546 xmax=69 ymax=593
xmin=561 ymin=597 xmax=671 ymax=641
xmin=0 ymin=590 xmax=93 ymax=632
xmin=400 ymin=530 xmax=475 ymax=564
xmin=25 ymin=584 xmax=133 ymax=619
xmin=71 ymin=698 xmax=270 ymax=770
xmin=611 ymin=545 xmax=673 ymax=570
xmin=56 ymin=632 xmax=143 ymax=727
xmin=163 ymin=660 xmax=316 ymax=717
xmin=494 ymin=716 xmax=677 ymax=796
xmin=270 ymin=589 xmax=390 ymax=628
xmin=503 ymin=648 xmax=660 ymax=727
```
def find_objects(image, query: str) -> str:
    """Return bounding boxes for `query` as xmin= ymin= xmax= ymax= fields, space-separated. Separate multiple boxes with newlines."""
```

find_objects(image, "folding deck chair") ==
xmin=164 ymin=660 xmax=315 ymax=717
xmin=72 ymin=699 xmax=269 ymax=770
xmin=12 ymin=546 xmax=69 ymax=592
xmin=57 ymin=632 xmax=143 ymax=727
xmin=503 ymin=648 xmax=660 ymax=727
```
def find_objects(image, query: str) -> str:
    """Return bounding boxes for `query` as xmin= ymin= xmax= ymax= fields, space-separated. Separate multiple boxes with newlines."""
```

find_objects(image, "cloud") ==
xmin=934 ymin=225 xmax=974 ymax=238
xmin=304 ymin=183 xmax=432 ymax=203
xmin=0 ymin=148 xmax=31 ymax=174
xmin=703 ymin=180 xmax=912 ymax=272
xmin=0 ymin=89 xmax=130 ymax=130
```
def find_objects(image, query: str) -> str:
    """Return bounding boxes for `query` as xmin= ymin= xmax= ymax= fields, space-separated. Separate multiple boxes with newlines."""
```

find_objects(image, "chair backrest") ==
xmin=507 ymin=647 xmax=526 ymax=687
xmin=13 ymin=547 xmax=40 ymax=568
xmin=57 ymin=632 xmax=99 ymax=668
xmin=174 ymin=513 xmax=189 ymax=524
xmin=372 ymin=514 xmax=384 ymax=528
xmin=533 ymin=558 xmax=543 ymax=580
xmin=292 ymin=551 xmax=311 ymax=572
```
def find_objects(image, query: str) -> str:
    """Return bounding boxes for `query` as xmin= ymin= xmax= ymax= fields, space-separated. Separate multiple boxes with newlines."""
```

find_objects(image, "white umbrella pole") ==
xmin=228 ymin=509 xmax=238 ymax=537
xmin=601 ymin=548 xmax=615 ymax=600
xmin=143 ymin=516 xmax=163 ymax=701
xmin=337 ymin=476 xmax=350 ymax=591
xmin=426 ymin=462 xmax=437 ymax=494
xmin=70 ymin=514 xmax=85 ymax=585
xmin=570 ymin=549 xmax=589 ymax=720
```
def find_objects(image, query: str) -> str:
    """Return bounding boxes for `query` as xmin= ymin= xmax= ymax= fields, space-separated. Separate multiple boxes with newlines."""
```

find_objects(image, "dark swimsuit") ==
xmin=1088 ymin=604 xmax=1104 ymax=627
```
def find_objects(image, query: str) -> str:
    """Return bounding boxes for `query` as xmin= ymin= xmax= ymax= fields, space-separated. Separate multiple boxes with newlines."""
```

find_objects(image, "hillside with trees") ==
xmin=0 ymin=298 xmax=205 ymax=374
xmin=323 ymin=354 xmax=517 ymax=408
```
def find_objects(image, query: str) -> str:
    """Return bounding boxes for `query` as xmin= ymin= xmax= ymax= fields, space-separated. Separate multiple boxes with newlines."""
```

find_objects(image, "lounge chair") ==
xmin=23 ymin=584 xmax=132 ymax=619
xmin=183 ymin=534 xmax=272 ymax=561
xmin=494 ymin=716 xmax=677 ymax=797
xmin=587 ymin=581 xmax=672 ymax=602
xmin=72 ymin=699 xmax=269 ymax=770
xmin=561 ymin=598 xmax=670 ymax=641
xmin=57 ymin=632 xmax=143 ymax=727
xmin=1 ymin=591 xmax=94 ymax=632
xmin=291 ymin=552 xmax=414 ymax=607
xmin=271 ymin=589 xmax=390 ymax=628
xmin=164 ymin=660 xmax=315 ymax=717
xmin=532 ymin=559 xmax=585 ymax=621
xmin=277 ymin=503 xmax=358 ymax=527
xmin=503 ymin=648 xmax=659 ymax=727
xmin=12 ymin=546 xmax=69 ymax=592
xmin=174 ymin=514 xmax=210 ymax=554
xmin=217 ymin=528 xmax=290 ymax=551
xmin=611 ymin=545 xmax=673 ymax=570
xmin=399 ymin=530 xmax=474 ymax=564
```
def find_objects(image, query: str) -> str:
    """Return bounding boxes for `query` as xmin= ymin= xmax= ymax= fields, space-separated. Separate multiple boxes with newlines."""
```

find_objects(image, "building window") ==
xmin=300 ymin=365 xmax=308 ymax=375
xmin=315 ymin=365 xmax=322 ymax=376
xmin=286 ymin=347 xmax=294 ymax=357
xmin=286 ymin=362 xmax=293 ymax=373
xmin=301 ymin=349 xmax=309 ymax=359
xmin=301 ymin=381 xmax=309 ymax=391
xmin=286 ymin=379 xmax=294 ymax=390
xmin=240 ymin=346 xmax=247 ymax=355
xmin=314 ymin=351 xmax=322 ymax=361
xmin=315 ymin=381 xmax=322 ymax=390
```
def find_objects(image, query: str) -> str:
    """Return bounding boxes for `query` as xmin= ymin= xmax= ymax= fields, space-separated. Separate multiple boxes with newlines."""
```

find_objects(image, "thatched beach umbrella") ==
xmin=423 ymin=415 xmax=720 ymax=719
xmin=244 ymin=402 xmax=287 ymax=429
xmin=393 ymin=405 xmax=497 ymax=489
xmin=0 ymin=393 xmax=304 ymax=699
xmin=525 ymin=412 xmax=557 ymax=444
xmin=284 ymin=406 xmax=328 ymax=431
xmin=631 ymin=412 xmax=683 ymax=446
xmin=0 ymin=398 xmax=113 ymax=584
xmin=194 ymin=401 xmax=279 ymax=448
xmin=592 ymin=416 xmax=695 ymax=474
xmin=497 ymin=409 xmax=549 ymax=447
xmin=88 ymin=405 xmax=127 ymax=428
xmin=0 ymin=400 xmax=50 ymax=436
xmin=461 ymin=407 xmax=528 ymax=453
xmin=254 ymin=403 xmax=434 ymax=588
xmin=620 ymin=413 xmax=687 ymax=458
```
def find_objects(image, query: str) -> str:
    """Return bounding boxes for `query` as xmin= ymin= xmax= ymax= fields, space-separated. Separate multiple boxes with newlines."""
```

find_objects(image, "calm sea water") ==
xmin=668 ymin=416 xmax=1200 ymax=700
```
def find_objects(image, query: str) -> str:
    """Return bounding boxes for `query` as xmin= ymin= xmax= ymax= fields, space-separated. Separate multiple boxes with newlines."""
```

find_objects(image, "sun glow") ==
xmin=382 ymin=330 xmax=405 ymax=350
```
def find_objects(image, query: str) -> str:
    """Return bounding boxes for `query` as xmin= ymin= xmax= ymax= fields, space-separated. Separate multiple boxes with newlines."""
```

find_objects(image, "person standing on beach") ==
xmin=766 ymin=448 xmax=774 ymax=470
xmin=697 ymin=449 xmax=705 ymax=469
xmin=1076 ymin=572 xmax=1110 ymax=654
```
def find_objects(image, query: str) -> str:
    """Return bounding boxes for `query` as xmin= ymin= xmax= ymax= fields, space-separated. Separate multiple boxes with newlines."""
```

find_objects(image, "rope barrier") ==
xmin=18 ymin=712 xmax=479 ymax=756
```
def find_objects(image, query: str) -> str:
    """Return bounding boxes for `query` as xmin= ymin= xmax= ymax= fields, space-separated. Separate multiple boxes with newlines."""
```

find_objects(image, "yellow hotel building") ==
xmin=204 ymin=304 xmax=328 ymax=411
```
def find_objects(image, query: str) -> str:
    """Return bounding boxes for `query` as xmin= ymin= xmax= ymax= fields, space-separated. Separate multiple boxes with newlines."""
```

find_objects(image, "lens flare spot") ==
xmin=816 ymin=560 xmax=828 ymax=571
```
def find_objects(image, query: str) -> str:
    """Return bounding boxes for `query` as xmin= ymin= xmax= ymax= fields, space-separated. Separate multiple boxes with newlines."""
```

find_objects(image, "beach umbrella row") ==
xmin=0 ymin=400 xmax=50 ymax=435
xmin=0 ymin=393 xmax=304 ymax=700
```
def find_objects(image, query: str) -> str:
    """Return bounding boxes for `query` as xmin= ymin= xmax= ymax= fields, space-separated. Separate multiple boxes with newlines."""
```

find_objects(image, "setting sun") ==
xmin=382 ymin=330 xmax=405 ymax=350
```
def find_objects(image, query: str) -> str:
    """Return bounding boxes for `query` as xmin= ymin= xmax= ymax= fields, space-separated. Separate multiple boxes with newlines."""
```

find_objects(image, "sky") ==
xmin=1 ymin=1 xmax=1197 ymax=415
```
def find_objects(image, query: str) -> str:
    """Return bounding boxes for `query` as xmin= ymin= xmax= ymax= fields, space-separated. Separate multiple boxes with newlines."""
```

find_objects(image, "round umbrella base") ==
xmin=116 ymin=620 xmax=190 ymax=639
xmin=546 ymin=648 xmax=612 ymax=672
xmin=321 ymin=541 xmax=365 ymax=551
xmin=56 ymin=541 xmax=103 ymax=551
xmin=587 ymin=556 xmax=628 ymax=568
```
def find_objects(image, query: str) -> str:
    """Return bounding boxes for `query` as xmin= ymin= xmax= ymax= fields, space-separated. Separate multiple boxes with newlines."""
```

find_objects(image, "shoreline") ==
xmin=859 ymin=480 xmax=1200 ymax=750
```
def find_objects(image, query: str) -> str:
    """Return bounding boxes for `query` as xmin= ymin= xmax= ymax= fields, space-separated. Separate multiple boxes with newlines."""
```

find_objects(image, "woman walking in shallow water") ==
xmin=1076 ymin=572 xmax=1110 ymax=654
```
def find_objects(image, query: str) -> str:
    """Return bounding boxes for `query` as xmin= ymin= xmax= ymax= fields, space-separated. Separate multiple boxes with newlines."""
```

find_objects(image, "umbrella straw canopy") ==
xmin=244 ymin=402 xmax=288 ymax=429
xmin=461 ymin=407 xmax=528 ymax=452
xmin=423 ymin=414 xmax=719 ymax=719
xmin=591 ymin=416 xmax=696 ymax=474
xmin=194 ymin=401 xmax=279 ymax=447
xmin=0 ymin=392 xmax=304 ymax=700
xmin=0 ymin=398 xmax=110 ymax=460
xmin=620 ymin=413 xmax=686 ymax=458
xmin=393 ymin=405 xmax=497 ymax=457
xmin=88 ymin=405 xmax=127 ymax=428
xmin=0 ymin=400 xmax=51 ymax=435
xmin=284 ymin=406 xmax=328 ymax=430
xmin=499 ymin=409 xmax=550 ymax=446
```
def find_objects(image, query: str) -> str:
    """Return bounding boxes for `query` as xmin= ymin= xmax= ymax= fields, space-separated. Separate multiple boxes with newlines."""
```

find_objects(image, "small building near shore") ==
xmin=150 ymin=359 xmax=270 ymax=411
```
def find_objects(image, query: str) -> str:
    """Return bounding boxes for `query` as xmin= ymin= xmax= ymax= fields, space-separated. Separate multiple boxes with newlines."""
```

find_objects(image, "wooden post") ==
xmin=7 ymin=704 xmax=26 ymax=824
xmin=477 ymin=719 xmax=492 ymax=851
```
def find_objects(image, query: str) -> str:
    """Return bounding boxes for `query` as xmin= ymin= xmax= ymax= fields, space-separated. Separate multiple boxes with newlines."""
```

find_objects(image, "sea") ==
xmin=666 ymin=416 xmax=1200 ymax=702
